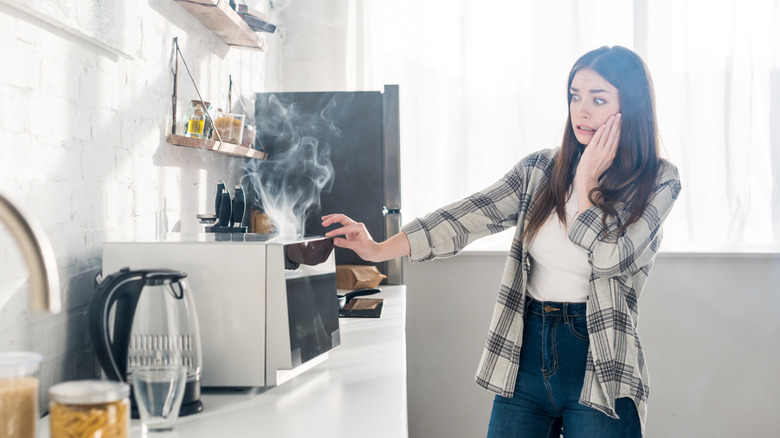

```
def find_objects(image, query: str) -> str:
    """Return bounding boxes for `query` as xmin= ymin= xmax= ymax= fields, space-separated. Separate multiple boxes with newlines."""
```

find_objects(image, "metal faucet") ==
xmin=0 ymin=194 xmax=61 ymax=313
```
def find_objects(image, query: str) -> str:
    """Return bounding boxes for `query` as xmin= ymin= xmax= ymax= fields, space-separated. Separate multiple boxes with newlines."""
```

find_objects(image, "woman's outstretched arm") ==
xmin=322 ymin=213 xmax=411 ymax=263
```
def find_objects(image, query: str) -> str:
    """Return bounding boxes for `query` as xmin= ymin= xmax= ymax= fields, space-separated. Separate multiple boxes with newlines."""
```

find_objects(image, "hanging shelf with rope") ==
xmin=167 ymin=38 xmax=267 ymax=160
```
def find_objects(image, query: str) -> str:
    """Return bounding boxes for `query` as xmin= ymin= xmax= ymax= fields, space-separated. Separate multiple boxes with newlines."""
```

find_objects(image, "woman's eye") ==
xmin=594 ymin=98 xmax=606 ymax=105
xmin=570 ymin=94 xmax=581 ymax=102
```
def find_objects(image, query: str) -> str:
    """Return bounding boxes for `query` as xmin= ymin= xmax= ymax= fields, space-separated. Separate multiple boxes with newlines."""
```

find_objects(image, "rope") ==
xmin=173 ymin=38 xmax=222 ymax=143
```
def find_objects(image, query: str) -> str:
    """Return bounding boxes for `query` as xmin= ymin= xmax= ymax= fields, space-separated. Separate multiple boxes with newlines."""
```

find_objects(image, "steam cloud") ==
xmin=240 ymin=94 xmax=339 ymax=238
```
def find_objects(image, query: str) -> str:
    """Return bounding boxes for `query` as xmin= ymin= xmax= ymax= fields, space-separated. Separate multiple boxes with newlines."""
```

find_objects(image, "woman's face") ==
xmin=569 ymin=68 xmax=621 ymax=146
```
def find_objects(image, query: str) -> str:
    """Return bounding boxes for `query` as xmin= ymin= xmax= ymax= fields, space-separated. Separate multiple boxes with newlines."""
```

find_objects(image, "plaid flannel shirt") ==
xmin=402 ymin=148 xmax=681 ymax=435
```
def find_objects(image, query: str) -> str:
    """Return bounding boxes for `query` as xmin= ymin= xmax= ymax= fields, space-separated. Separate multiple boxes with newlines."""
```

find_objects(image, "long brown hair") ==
xmin=522 ymin=46 xmax=660 ymax=244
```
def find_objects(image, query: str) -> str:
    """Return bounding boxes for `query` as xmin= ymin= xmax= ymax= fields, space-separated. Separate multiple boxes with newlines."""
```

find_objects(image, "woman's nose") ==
xmin=575 ymin=103 xmax=590 ymax=119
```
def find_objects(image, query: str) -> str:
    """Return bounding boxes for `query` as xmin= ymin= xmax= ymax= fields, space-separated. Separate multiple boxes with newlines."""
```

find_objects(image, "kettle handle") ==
xmin=88 ymin=269 xmax=146 ymax=382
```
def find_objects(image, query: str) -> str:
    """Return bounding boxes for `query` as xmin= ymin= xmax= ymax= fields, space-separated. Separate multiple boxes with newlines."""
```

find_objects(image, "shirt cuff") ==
xmin=567 ymin=206 xmax=602 ymax=254
xmin=401 ymin=218 xmax=435 ymax=262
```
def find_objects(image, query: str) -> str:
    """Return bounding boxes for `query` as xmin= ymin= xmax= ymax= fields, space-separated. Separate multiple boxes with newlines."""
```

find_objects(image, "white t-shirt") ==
xmin=526 ymin=188 xmax=591 ymax=302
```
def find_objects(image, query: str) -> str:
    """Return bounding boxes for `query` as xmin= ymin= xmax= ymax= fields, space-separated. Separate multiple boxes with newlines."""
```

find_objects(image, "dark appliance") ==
xmin=254 ymin=85 xmax=402 ymax=284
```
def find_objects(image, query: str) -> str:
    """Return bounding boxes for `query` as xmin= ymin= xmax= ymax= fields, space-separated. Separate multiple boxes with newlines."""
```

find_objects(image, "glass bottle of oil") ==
xmin=185 ymin=100 xmax=208 ymax=138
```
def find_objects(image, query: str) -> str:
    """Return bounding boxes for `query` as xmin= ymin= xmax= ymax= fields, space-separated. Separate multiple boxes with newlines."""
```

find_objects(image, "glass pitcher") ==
xmin=89 ymin=269 xmax=204 ymax=417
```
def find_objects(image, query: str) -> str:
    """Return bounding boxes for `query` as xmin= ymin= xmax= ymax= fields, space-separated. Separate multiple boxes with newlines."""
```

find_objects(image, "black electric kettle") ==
xmin=88 ymin=267 xmax=204 ymax=417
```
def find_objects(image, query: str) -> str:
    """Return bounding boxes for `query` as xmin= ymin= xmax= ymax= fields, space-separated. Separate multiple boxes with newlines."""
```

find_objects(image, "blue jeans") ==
xmin=487 ymin=297 xmax=640 ymax=438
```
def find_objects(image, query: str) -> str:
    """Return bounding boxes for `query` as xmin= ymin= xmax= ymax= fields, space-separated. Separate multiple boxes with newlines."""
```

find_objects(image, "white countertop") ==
xmin=40 ymin=286 xmax=408 ymax=438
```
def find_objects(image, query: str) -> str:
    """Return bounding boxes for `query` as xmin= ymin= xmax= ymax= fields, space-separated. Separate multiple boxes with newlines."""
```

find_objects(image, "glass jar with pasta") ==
xmin=212 ymin=111 xmax=245 ymax=145
xmin=49 ymin=381 xmax=130 ymax=438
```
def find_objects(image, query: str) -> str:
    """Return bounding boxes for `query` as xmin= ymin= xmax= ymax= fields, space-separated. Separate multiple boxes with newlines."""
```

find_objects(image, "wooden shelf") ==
xmin=167 ymin=134 xmax=267 ymax=160
xmin=174 ymin=0 xmax=266 ymax=51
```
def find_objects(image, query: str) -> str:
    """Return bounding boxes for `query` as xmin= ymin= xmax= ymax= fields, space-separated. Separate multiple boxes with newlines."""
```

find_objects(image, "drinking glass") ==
xmin=131 ymin=366 xmax=187 ymax=432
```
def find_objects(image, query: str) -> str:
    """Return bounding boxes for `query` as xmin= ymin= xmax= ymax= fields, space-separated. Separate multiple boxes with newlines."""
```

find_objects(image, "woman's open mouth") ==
xmin=576 ymin=125 xmax=596 ymax=134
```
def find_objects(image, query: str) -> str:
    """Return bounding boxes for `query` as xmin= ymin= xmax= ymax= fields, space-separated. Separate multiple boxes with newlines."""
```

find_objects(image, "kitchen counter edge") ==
xmin=38 ymin=286 xmax=408 ymax=438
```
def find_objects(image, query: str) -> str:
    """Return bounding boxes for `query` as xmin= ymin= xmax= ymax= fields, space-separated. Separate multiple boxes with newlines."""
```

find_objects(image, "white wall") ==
xmin=0 ymin=0 xmax=277 ymax=407
xmin=271 ymin=0 xmax=372 ymax=92
xmin=404 ymin=253 xmax=501 ymax=438
xmin=405 ymin=251 xmax=780 ymax=438
xmin=273 ymin=0 xmax=351 ymax=92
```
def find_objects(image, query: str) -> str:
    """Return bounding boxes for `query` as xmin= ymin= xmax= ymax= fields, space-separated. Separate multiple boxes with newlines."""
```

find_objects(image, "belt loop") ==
xmin=563 ymin=302 xmax=570 ymax=324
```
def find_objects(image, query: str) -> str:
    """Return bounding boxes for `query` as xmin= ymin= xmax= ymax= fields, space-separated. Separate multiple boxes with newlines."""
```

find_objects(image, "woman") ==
xmin=322 ymin=46 xmax=681 ymax=437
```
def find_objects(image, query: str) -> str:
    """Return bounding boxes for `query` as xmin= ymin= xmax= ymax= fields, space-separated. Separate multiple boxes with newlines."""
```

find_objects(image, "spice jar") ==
xmin=49 ymin=380 xmax=130 ymax=438
xmin=0 ymin=352 xmax=42 ymax=438
xmin=212 ymin=111 xmax=245 ymax=144
xmin=184 ymin=100 xmax=210 ymax=139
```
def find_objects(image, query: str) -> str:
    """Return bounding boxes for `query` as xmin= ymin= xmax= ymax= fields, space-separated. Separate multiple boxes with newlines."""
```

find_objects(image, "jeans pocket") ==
xmin=568 ymin=318 xmax=589 ymax=341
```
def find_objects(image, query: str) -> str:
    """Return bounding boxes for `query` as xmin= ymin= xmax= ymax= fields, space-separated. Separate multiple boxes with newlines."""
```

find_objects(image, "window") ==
xmin=358 ymin=0 xmax=780 ymax=251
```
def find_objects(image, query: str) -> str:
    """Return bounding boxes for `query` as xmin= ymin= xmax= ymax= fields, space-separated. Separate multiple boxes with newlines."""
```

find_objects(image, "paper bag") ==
xmin=336 ymin=265 xmax=387 ymax=290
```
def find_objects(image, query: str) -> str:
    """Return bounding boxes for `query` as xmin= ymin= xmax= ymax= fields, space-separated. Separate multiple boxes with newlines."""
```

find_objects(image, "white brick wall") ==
xmin=0 ymin=0 xmax=278 ymax=408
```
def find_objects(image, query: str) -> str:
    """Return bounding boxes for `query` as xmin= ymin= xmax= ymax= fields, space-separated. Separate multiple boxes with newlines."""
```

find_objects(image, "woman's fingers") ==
xmin=589 ymin=123 xmax=606 ymax=150
xmin=323 ymin=216 xmax=375 ymax=246
xmin=332 ymin=236 xmax=361 ymax=251
xmin=612 ymin=114 xmax=622 ymax=153
xmin=595 ymin=115 xmax=616 ymax=148
xmin=321 ymin=216 xmax=382 ymax=260
xmin=604 ymin=113 xmax=621 ymax=154
xmin=321 ymin=213 xmax=356 ymax=227
xmin=592 ymin=114 xmax=620 ymax=155
xmin=578 ymin=113 xmax=621 ymax=182
xmin=325 ymin=222 xmax=365 ymax=238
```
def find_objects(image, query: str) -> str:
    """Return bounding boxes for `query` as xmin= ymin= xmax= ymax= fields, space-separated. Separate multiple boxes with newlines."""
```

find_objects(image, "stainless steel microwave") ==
xmin=102 ymin=233 xmax=340 ymax=388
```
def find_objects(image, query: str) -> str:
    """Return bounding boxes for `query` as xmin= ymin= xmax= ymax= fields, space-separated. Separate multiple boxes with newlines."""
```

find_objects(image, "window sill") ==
xmin=460 ymin=242 xmax=780 ymax=259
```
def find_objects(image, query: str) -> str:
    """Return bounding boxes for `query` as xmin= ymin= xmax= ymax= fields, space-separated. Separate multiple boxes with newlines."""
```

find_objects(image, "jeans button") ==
xmin=543 ymin=304 xmax=559 ymax=312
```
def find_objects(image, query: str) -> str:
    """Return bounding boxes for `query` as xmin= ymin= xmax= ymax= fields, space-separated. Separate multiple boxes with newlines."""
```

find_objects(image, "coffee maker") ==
xmin=88 ymin=268 xmax=204 ymax=416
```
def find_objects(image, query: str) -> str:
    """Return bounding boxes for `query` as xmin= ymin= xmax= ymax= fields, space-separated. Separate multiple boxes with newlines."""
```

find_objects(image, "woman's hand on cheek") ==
xmin=576 ymin=113 xmax=621 ymax=185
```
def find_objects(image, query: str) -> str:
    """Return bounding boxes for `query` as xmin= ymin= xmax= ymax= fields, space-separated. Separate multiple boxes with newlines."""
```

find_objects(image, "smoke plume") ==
xmin=240 ymin=94 xmax=339 ymax=238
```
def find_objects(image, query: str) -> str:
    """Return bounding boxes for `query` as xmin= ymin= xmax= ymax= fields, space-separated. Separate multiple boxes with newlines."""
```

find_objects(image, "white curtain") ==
xmin=643 ymin=0 xmax=780 ymax=250
xmin=348 ymin=0 xmax=780 ymax=251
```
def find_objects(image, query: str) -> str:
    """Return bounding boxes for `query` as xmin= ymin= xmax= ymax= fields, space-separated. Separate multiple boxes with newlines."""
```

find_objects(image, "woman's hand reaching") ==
xmin=321 ymin=213 xmax=410 ymax=262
